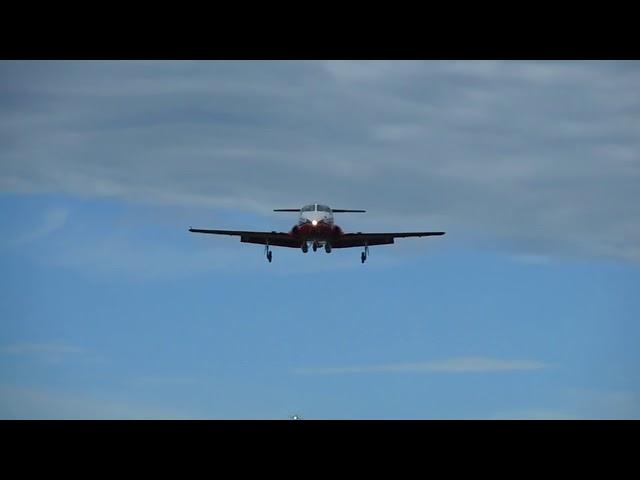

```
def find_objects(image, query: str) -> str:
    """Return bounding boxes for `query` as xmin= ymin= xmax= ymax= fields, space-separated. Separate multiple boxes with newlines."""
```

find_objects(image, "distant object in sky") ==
xmin=189 ymin=203 xmax=445 ymax=263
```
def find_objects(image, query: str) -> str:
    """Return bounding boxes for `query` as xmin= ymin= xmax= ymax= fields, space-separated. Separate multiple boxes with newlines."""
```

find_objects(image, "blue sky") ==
xmin=1 ymin=61 xmax=639 ymax=418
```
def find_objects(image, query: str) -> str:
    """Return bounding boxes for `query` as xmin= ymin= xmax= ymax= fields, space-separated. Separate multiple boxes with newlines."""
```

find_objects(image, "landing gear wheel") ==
xmin=325 ymin=244 xmax=332 ymax=254
xmin=267 ymin=250 xmax=272 ymax=263
xmin=361 ymin=251 xmax=366 ymax=263
xmin=312 ymin=242 xmax=318 ymax=252
xmin=302 ymin=243 xmax=308 ymax=253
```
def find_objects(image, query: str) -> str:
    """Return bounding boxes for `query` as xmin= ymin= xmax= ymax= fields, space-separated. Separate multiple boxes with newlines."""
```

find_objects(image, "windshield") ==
xmin=317 ymin=205 xmax=331 ymax=212
xmin=301 ymin=205 xmax=315 ymax=212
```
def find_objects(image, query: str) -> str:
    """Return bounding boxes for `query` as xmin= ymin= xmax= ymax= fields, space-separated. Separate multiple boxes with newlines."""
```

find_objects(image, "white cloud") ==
xmin=293 ymin=357 xmax=549 ymax=375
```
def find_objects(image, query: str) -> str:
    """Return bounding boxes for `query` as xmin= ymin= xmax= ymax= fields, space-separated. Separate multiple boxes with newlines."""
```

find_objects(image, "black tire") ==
xmin=361 ymin=252 xmax=366 ymax=263
xmin=267 ymin=251 xmax=272 ymax=263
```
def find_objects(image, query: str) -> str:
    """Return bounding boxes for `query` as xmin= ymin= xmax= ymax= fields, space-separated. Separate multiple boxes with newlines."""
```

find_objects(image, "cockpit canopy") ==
xmin=301 ymin=204 xmax=332 ymax=212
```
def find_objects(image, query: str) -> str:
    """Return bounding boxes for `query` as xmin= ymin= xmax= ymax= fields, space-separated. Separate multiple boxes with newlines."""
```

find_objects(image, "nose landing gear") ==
xmin=312 ymin=241 xmax=318 ymax=252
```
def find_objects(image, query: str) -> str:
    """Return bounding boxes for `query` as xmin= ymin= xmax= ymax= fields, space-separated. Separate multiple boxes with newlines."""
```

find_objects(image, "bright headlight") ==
xmin=311 ymin=220 xmax=318 ymax=226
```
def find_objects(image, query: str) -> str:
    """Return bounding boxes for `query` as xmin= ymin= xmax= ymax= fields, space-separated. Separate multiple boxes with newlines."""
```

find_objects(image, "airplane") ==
xmin=188 ymin=203 xmax=445 ymax=263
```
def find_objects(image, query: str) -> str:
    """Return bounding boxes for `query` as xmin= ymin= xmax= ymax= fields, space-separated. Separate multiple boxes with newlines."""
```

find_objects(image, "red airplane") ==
xmin=189 ymin=203 xmax=445 ymax=263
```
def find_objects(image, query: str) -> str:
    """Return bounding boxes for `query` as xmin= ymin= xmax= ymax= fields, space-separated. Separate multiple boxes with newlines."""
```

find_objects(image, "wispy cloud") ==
xmin=563 ymin=388 xmax=640 ymax=419
xmin=12 ymin=208 xmax=68 ymax=245
xmin=130 ymin=375 xmax=201 ymax=387
xmin=0 ymin=384 xmax=193 ymax=419
xmin=491 ymin=388 xmax=640 ymax=420
xmin=490 ymin=409 xmax=580 ymax=420
xmin=0 ymin=342 xmax=86 ymax=356
xmin=509 ymin=254 xmax=552 ymax=265
xmin=293 ymin=357 xmax=549 ymax=375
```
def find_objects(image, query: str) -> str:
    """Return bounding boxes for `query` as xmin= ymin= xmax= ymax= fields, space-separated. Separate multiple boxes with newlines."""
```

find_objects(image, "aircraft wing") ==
xmin=331 ymin=231 xmax=445 ymax=249
xmin=188 ymin=228 xmax=301 ymax=248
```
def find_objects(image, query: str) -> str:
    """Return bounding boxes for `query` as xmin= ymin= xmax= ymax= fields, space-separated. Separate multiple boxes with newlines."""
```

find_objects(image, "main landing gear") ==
xmin=300 ymin=241 xmax=332 ymax=254
xmin=361 ymin=245 xmax=369 ymax=264
xmin=265 ymin=244 xmax=273 ymax=263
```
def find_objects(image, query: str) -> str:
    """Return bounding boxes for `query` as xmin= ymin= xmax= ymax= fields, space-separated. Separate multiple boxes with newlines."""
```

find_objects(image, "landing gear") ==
xmin=312 ymin=241 xmax=318 ymax=252
xmin=301 ymin=242 xmax=309 ymax=253
xmin=361 ymin=245 xmax=369 ymax=263
xmin=265 ymin=244 xmax=273 ymax=263
xmin=325 ymin=243 xmax=332 ymax=254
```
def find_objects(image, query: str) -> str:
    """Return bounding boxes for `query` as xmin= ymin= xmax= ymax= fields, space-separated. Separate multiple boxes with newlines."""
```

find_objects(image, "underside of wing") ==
xmin=240 ymin=234 xmax=300 ymax=248
xmin=331 ymin=231 xmax=445 ymax=249
xmin=188 ymin=228 xmax=301 ymax=248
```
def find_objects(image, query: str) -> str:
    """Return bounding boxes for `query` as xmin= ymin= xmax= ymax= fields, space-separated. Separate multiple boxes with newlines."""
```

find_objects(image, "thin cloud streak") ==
xmin=293 ymin=357 xmax=549 ymax=375
xmin=0 ymin=384 xmax=193 ymax=419
xmin=11 ymin=208 xmax=68 ymax=245
xmin=490 ymin=409 xmax=580 ymax=420
xmin=0 ymin=343 xmax=86 ymax=356
xmin=130 ymin=376 xmax=201 ymax=387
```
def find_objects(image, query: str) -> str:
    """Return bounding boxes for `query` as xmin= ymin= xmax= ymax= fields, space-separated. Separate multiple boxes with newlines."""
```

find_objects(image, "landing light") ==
xmin=311 ymin=220 xmax=318 ymax=226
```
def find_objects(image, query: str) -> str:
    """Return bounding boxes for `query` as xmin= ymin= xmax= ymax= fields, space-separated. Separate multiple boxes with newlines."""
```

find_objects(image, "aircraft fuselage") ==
xmin=290 ymin=204 xmax=343 ymax=243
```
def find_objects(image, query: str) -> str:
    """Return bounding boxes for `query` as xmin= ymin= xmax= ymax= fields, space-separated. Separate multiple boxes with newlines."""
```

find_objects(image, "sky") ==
xmin=0 ymin=60 xmax=639 ymax=419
